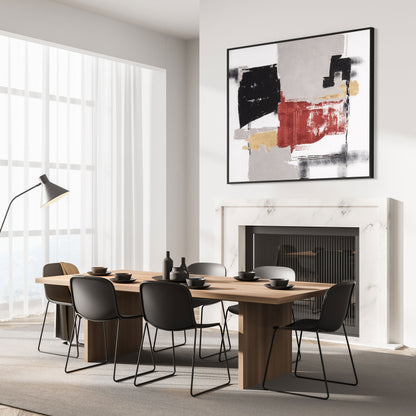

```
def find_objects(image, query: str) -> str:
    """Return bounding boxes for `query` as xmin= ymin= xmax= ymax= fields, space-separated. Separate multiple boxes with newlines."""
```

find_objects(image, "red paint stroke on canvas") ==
xmin=277 ymin=93 xmax=347 ymax=151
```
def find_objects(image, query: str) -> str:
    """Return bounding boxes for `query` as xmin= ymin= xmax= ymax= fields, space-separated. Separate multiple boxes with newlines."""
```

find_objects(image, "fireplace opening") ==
xmin=245 ymin=226 xmax=359 ymax=336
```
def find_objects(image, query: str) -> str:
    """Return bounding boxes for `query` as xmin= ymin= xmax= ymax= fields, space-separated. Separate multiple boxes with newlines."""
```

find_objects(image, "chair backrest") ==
xmin=254 ymin=266 xmax=295 ymax=280
xmin=70 ymin=276 xmax=120 ymax=321
xmin=318 ymin=281 xmax=355 ymax=332
xmin=188 ymin=262 xmax=227 ymax=277
xmin=43 ymin=263 xmax=72 ymax=304
xmin=140 ymin=281 xmax=196 ymax=331
xmin=43 ymin=263 xmax=64 ymax=277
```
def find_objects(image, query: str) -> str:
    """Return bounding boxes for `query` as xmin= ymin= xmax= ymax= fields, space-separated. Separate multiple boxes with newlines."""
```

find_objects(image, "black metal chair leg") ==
xmin=152 ymin=327 xmax=187 ymax=353
xmin=222 ymin=302 xmax=232 ymax=352
xmin=295 ymin=326 xmax=358 ymax=386
xmin=134 ymin=323 xmax=175 ymax=387
xmin=65 ymin=317 xmax=108 ymax=373
xmin=316 ymin=332 xmax=330 ymax=399
xmin=38 ymin=301 xmax=80 ymax=358
xmin=72 ymin=309 xmax=80 ymax=358
xmin=37 ymin=301 xmax=50 ymax=353
xmin=262 ymin=327 xmax=278 ymax=389
xmin=219 ymin=308 xmax=237 ymax=362
xmin=199 ymin=302 xmax=231 ymax=360
xmin=292 ymin=309 xmax=301 ymax=361
xmin=292 ymin=331 xmax=329 ymax=399
xmin=191 ymin=324 xmax=231 ymax=397
xmin=72 ymin=314 xmax=84 ymax=349
xmin=113 ymin=318 xmax=155 ymax=382
xmin=264 ymin=328 xmax=329 ymax=400
xmin=113 ymin=319 xmax=127 ymax=382
xmin=294 ymin=330 xmax=303 ymax=374
xmin=343 ymin=324 xmax=358 ymax=385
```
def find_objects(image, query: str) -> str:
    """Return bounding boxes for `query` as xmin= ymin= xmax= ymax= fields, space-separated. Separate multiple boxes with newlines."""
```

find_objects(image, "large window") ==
xmin=0 ymin=33 xmax=162 ymax=320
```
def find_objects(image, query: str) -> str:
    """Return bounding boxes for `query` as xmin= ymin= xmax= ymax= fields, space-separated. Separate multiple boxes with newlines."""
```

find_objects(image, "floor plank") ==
xmin=0 ymin=405 xmax=43 ymax=416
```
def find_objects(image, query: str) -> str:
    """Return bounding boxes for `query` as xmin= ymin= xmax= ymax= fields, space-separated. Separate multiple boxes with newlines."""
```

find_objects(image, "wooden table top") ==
xmin=35 ymin=270 xmax=332 ymax=305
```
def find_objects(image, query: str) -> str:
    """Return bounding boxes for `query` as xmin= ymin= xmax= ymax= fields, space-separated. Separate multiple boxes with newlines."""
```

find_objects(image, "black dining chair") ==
xmin=65 ymin=276 xmax=152 ymax=382
xmin=134 ymin=281 xmax=230 ymax=397
xmin=152 ymin=262 xmax=232 ymax=360
xmin=263 ymin=281 xmax=358 ymax=400
xmin=38 ymin=262 xmax=80 ymax=357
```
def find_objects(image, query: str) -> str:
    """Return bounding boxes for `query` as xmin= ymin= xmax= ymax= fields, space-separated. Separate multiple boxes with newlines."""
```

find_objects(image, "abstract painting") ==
xmin=227 ymin=28 xmax=374 ymax=183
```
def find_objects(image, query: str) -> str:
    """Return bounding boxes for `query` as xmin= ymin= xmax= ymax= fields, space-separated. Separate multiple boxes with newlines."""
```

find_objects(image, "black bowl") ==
xmin=92 ymin=266 xmax=107 ymax=274
xmin=114 ymin=272 xmax=132 ymax=282
xmin=269 ymin=278 xmax=289 ymax=287
xmin=186 ymin=277 xmax=205 ymax=287
xmin=238 ymin=271 xmax=256 ymax=280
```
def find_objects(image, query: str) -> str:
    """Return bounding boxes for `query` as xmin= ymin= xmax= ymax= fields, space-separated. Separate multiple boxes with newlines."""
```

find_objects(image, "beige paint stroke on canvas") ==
xmin=242 ymin=130 xmax=277 ymax=152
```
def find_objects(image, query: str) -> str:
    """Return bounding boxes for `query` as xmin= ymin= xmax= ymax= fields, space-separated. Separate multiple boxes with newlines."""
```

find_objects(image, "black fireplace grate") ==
xmin=245 ymin=226 xmax=359 ymax=337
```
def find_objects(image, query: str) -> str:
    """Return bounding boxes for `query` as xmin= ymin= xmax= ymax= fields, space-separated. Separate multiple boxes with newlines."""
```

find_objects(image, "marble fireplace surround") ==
xmin=218 ymin=198 xmax=399 ymax=348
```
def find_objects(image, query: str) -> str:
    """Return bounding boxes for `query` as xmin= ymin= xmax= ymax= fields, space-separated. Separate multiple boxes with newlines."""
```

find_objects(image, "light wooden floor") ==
xmin=0 ymin=405 xmax=42 ymax=416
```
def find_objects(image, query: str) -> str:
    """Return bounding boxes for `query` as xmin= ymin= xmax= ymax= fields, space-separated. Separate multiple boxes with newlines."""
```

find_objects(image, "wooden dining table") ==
xmin=35 ymin=271 xmax=332 ymax=389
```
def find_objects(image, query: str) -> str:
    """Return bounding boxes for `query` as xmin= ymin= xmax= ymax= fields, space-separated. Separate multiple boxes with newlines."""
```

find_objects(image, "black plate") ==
xmin=110 ymin=278 xmax=137 ymax=284
xmin=233 ymin=276 xmax=260 ymax=282
xmin=151 ymin=275 xmax=186 ymax=283
xmin=187 ymin=283 xmax=211 ymax=290
xmin=152 ymin=275 xmax=163 ymax=280
xmin=88 ymin=271 xmax=112 ymax=276
xmin=264 ymin=283 xmax=294 ymax=290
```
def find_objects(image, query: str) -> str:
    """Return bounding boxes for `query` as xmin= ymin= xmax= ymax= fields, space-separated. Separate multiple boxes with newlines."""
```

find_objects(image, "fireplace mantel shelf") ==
xmin=216 ymin=198 xmax=389 ymax=210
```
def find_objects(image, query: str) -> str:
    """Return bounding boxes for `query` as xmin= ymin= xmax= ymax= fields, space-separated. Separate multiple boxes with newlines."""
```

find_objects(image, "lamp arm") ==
xmin=0 ymin=182 xmax=42 ymax=234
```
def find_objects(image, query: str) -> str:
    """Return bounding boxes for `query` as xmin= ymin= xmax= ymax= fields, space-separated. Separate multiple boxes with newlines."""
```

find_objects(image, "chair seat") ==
xmin=53 ymin=300 xmax=73 ymax=307
xmin=278 ymin=319 xmax=319 ymax=332
xmin=120 ymin=313 xmax=143 ymax=320
xmin=227 ymin=304 xmax=239 ymax=315
xmin=157 ymin=321 xmax=220 ymax=332
xmin=192 ymin=298 xmax=220 ymax=308
xmin=196 ymin=322 xmax=222 ymax=329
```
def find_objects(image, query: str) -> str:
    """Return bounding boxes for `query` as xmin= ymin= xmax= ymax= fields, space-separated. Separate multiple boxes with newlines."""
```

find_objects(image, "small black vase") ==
xmin=179 ymin=257 xmax=189 ymax=279
xmin=162 ymin=251 xmax=173 ymax=280
xmin=169 ymin=266 xmax=187 ymax=282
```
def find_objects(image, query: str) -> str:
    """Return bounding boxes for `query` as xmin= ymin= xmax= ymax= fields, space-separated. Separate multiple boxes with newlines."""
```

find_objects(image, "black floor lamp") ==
xmin=0 ymin=174 xmax=69 ymax=234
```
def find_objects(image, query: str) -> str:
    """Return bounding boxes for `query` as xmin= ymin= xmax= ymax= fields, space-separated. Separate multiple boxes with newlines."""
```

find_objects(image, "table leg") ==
xmin=238 ymin=302 xmax=292 ymax=389
xmin=84 ymin=292 xmax=142 ymax=362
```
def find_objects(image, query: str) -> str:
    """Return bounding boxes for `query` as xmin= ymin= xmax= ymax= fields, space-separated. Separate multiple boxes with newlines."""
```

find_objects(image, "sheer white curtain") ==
xmin=0 ymin=33 xmax=156 ymax=320
xmin=94 ymin=60 xmax=145 ymax=270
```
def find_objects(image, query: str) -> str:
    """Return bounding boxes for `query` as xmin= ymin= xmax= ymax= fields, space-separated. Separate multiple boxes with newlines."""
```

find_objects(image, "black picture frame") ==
xmin=227 ymin=27 xmax=374 ymax=184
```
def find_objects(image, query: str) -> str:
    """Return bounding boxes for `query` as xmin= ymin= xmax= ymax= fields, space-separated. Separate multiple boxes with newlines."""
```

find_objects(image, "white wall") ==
xmin=0 ymin=0 xmax=188 ymax=268
xmin=200 ymin=0 xmax=416 ymax=346
xmin=185 ymin=39 xmax=199 ymax=264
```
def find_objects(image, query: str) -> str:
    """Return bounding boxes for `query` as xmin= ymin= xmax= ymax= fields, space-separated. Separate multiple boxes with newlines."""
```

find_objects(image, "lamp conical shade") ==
xmin=39 ymin=174 xmax=69 ymax=207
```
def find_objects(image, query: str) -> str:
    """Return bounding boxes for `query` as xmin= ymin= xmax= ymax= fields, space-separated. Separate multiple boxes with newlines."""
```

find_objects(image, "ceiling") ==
xmin=54 ymin=0 xmax=200 ymax=39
